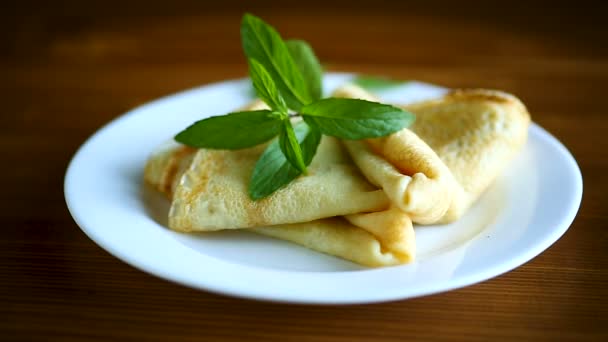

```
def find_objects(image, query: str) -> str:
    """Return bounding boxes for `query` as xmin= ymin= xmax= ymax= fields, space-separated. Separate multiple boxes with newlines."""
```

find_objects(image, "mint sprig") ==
xmin=175 ymin=13 xmax=415 ymax=200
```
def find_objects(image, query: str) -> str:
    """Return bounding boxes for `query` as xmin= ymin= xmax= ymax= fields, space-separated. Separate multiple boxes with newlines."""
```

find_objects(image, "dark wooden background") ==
xmin=3 ymin=1 xmax=607 ymax=340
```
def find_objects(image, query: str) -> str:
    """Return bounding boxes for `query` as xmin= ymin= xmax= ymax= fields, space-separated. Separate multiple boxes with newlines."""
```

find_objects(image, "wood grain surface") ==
xmin=3 ymin=1 xmax=607 ymax=341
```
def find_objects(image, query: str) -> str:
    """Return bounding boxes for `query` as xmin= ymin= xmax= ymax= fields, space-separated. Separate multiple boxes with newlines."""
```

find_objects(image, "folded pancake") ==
xmin=252 ymin=211 xmax=414 ymax=267
xmin=407 ymin=88 xmax=530 ymax=222
xmin=144 ymin=141 xmax=415 ymax=266
xmin=168 ymin=135 xmax=391 ymax=231
xmin=334 ymin=85 xmax=457 ymax=223
xmin=333 ymin=84 xmax=530 ymax=223
xmin=143 ymin=140 xmax=195 ymax=198
xmin=253 ymin=205 xmax=415 ymax=266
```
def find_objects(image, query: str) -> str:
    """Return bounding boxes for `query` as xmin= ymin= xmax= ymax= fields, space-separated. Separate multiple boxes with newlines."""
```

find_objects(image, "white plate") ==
xmin=64 ymin=73 xmax=582 ymax=304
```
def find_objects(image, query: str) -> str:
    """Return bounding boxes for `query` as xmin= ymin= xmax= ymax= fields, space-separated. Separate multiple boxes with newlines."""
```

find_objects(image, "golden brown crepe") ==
xmin=252 ymin=212 xmax=414 ymax=267
xmin=408 ymin=89 xmax=530 ymax=222
xmin=168 ymin=136 xmax=392 ymax=231
xmin=334 ymin=85 xmax=457 ymax=223
xmin=144 ymin=141 xmax=415 ymax=267
xmin=333 ymin=84 xmax=530 ymax=224
xmin=143 ymin=141 xmax=195 ymax=198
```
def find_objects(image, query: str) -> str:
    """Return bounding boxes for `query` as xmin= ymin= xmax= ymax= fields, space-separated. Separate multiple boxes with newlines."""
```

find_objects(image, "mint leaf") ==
xmin=301 ymin=98 xmax=414 ymax=139
xmin=248 ymin=58 xmax=288 ymax=113
xmin=286 ymin=40 xmax=323 ymax=101
xmin=249 ymin=122 xmax=320 ymax=200
xmin=175 ymin=110 xmax=282 ymax=149
xmin=300 ymin=124 xmax=321 ymax=165
xmin=352 ymin=75 xmax=409 ymax=91
xmin=241 ymin=13 xmax=311 ymax=110
xmin=248 ymin=148 xmax=300 ymax=201
xmin=279 ymin=120 xmax=307 ymax=173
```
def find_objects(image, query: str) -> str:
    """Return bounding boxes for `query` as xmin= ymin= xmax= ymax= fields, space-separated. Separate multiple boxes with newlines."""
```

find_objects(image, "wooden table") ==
xmin=3 ymin=1 xmax=606 ymax=340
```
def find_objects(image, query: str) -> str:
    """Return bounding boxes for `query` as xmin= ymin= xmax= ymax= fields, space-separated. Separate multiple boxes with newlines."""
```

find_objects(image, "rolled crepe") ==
xmin=334 ymin=85 xmax=457 ymax=223
xmin=333 ymin=84 xmax=530 ymax=223
xmin=407 ymin=88 xmax=530 ymax=222
xmin=144 ymin=142 xmax=415 ymax=266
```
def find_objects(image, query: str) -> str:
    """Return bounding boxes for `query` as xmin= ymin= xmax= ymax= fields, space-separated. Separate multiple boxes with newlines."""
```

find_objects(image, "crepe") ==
xmin=144 ymin=141 xmax=415 ymax=267
xmin=334 ymin=85 xmax=458 ymax=223
xmin=252 ymin=209 xmax=414 ymax=267
xmin=143 ymin=140 xmax=195 ymax=198
xmin=333 ymin=84 xmax=530 ymax=223
xmin=168 ymin=136 xmax=391 ymax=231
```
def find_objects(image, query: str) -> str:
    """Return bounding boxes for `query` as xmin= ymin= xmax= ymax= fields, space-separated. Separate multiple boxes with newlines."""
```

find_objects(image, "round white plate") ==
xmin=65 ymin=73 xmax=582 ymax=304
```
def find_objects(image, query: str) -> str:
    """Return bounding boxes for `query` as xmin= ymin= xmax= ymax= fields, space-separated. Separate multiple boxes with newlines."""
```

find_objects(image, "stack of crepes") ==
xmin=144 ymin=84 xmax=530 ymax=267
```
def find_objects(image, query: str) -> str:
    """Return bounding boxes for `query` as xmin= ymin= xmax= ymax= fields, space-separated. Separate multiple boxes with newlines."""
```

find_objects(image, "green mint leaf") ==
xmin=175 ymin=110 xmax=282 ymax=149
xmin=249 ymin=122 xmax=321 ymax=200
xmin=286 ymin=40 xmax=323 ymax=101
xmin=241 ymin=13 xmax=311 ymax=110
xmin=301 ymin=98 xmax=415 ymax=139
xmin=278 ymin=120 xmax=307 ymax=173
xmin=248 ymin=148 xmax=300 ymax=201
xmin=248 ymin=58 xmax=288 ymax=113
xmin=352 ymin=75 xmax=409 ymax=91
xmin=300 ymin=124 xmax=321 ymax=165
